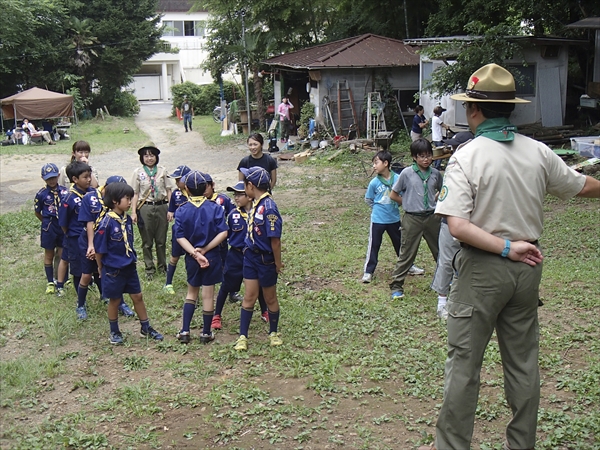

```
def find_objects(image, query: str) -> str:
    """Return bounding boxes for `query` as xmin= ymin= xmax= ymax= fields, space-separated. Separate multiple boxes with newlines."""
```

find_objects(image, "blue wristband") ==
xmin=501 ymin=239 xmax=510 ymax=258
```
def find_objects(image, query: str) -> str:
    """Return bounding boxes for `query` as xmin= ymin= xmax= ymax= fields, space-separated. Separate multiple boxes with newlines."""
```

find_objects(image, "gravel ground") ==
xmin=0 ymin=102 xmax=250 ymax=214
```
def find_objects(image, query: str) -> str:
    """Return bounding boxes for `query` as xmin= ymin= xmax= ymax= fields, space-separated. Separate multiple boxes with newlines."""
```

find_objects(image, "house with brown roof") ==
xmin=263 ymin=34 xmax=420 ymax=136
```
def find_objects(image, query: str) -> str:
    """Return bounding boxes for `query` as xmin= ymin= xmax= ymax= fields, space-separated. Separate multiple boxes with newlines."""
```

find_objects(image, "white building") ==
xmin=130 ymin=0 xmax=212 ymax=101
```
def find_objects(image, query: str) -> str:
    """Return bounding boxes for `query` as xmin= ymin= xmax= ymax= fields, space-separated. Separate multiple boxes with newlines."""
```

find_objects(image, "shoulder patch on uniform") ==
xmin=439 ymin=185 xmax=448 ymax=202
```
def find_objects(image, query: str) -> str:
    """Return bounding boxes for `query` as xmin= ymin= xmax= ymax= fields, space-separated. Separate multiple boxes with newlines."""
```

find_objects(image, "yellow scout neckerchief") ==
xmin=188 ymin=195 xmax=207 ymax=208
xmin=247 ymin=192 xmax=271 ymax=244
xmin=107 ymin=211 xmax=132 ymax=256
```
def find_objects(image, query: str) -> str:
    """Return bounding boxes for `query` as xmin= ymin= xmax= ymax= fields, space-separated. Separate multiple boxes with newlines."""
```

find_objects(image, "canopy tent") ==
xmin=1 ymin=87 xmax=74 ymax=126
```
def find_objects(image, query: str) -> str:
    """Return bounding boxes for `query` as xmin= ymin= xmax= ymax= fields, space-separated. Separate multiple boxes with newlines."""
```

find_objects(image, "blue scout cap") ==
xmin=105 ymin=175 xmax=127 ymax=185
xmin=168 ymin=165 xmax=191 ymax=179
xmin=226 ymin=181 xmax=246 ymax=193
xmin=41 ymin=163 xmax=59 ymax=180
xmin=240 ymin=167 xmax=270 ymax=189
xmin=184 ymin=171 xmax=211 ymax=190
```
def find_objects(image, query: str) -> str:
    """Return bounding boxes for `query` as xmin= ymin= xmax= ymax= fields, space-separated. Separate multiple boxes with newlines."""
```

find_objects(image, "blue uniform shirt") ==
xmin=94 ymin=212 xmax=137 ymax=268
xmin=78 ymin=188 xmax=106 ymax=249
xmin=168 ymin=188 xmax=188 ymax=214
xmin=174 ymin=197 xmax=228 ymax=251
xmin=227 ymin=207 xmax=249 ymax=250
xmin=209 ymin=192 xmax=235 ymax=216
xmin=245 ymin=194 xmax=282 ymax=253
xmin=58 ymin=186 xmax=91 ymax=237
xmin=35 ymin=184 xmax=68 ymax=221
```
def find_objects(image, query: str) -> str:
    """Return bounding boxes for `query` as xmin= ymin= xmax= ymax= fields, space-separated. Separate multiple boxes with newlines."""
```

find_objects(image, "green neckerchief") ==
xmin=412 ymin=162 xmax=432 ymax=210
xmin=475 ymin=118 xmax=517 ymax=142
xmin=376 ymin=172 xmax=396 ymax=188
xmin=143 ymin=165 xmax=158 ymax=198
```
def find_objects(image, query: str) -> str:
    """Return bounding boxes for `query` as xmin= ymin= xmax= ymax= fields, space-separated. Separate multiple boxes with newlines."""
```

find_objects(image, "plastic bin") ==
xmin=570 ymin=136 xmax=600 ymax=158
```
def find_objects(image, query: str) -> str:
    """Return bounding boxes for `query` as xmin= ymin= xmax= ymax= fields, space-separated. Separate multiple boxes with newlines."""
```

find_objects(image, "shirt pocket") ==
xmin=110 ymin=230 xmax=124 ymax=242
xmin=41 ymin=217 xmax=52 ymax=232
xmin=446 ymin=301 xmax=473 ymax=350
xmin=230 ymin=222 xmax=245 ymax=233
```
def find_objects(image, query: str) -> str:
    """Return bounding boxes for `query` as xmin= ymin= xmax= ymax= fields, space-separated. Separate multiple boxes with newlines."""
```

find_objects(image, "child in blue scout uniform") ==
xmin=35 ymin=163 xmax=69 ymax=294
xmin=77 ymin=176 xmax=135 ymax=318
xmin=234 ymin=167 xmax=284 ymax=351
xmin=163 ymin=165 xmax=191 ymax=295
xmin=94 ymin=182 xmax=164 ymax=345
xmin=389 ymin=139 xmax=443 ymax=299
xmin=57 ymin=162 xmax=93 ymax=311
xmin=174 ymin=171 xmax=228 ymax=344
xmin=203 ymin=174 xmax=235 ymax=263
xmin=211 ymin=181 xmax=269 ymax=331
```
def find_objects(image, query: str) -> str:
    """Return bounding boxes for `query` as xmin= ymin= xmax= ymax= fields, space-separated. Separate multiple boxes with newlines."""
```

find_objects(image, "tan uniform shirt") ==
xmin=130 ymin=165 xmax=173 ymax=205
xmin=435 ymin=133 xmax=585 ymax=241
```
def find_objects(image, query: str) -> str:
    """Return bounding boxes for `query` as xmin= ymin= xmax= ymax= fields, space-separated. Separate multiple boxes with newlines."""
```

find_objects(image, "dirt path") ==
xmin=0 ymin=102 xmax=250 ymax=214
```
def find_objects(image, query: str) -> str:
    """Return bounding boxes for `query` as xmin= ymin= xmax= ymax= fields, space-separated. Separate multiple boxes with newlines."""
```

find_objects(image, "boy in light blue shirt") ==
xmin=362 ymin=151 xmax=423 ymax=283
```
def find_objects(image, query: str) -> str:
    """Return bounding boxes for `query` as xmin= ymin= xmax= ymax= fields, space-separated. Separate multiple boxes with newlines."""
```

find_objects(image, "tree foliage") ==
xmin=0 ymin=0 xmax=162 ymax=116
xmin=426 ymin=0 xmax=600 ymax=37
xmin=421 ymin=23 xmax=526 ymax=97
xmin=326 ymin=0 xmax=436 ymax=40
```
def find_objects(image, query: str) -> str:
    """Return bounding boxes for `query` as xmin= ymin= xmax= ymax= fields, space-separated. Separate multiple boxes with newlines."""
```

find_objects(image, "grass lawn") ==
xmin=0 ymin=116 xmax=145 ymax=156
xmin=0 ymin=119 xmax=598 ymax=449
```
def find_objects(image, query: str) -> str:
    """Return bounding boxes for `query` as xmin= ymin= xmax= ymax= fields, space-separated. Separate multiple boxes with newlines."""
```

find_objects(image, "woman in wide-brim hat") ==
xmin=130 ymin=142 xmax=173 ymax=280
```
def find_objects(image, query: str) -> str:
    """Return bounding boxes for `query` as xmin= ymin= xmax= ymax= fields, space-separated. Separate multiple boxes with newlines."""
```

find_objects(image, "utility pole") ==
xmin=241 ymin=10 xmax=251 ymax=135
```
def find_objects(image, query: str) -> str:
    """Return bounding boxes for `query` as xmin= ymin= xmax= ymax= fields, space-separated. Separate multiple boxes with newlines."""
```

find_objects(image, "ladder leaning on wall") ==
xmin=336 ymin=80 xmax=359 ymax=137
xmin=367 ymin=92 xmax=386 ymax=140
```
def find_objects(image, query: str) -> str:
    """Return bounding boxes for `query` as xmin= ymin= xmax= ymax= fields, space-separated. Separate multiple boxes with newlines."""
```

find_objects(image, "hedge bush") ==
xmin=171 ymin=81 xmax=242 ymax=116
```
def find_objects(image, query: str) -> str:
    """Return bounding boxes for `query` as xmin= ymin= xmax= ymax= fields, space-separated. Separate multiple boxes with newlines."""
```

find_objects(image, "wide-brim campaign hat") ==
xmin=226 ymin=181 xmax=246 ymax=193
xmin=138 ymin=141 xmax=160 ymax=155
xmin=451 ymin=64 xmax=530 ymax=104
xmin=443 ymin=131 xmax=474 ymax=147
xmin=240 ymin=167 xmax=270 ymax=189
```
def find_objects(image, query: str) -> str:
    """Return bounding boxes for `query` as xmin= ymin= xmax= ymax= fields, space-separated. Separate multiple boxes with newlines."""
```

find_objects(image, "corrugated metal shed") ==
xmin=264 ymin=34 xmax=419 ymax=69
xmin=566 ymin=17 xmax=600 ymax=29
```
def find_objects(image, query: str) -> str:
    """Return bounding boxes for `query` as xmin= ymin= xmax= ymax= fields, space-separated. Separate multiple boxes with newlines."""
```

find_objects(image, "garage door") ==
xmin=131 ymin=76 xmax=162 ymax=101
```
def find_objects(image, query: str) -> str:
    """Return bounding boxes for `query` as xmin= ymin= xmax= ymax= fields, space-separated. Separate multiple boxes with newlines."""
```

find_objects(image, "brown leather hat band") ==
xmin=466 ymin=89 xmax=517 ymax=100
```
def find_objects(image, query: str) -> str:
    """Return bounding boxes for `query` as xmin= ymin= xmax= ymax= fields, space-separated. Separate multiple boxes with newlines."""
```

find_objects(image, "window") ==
xmin=162 ymin=20 xmax=205 ymax=37
xmin=509 ymin=64 xmax=535 ymax=96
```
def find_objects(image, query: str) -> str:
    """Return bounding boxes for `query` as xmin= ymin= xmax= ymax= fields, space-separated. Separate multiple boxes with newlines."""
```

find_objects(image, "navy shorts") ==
xmin=64 ymin=236 xmax=82 ymax=277
xmin=171 ymin=234 xmax=185 ymax=258
xmin=243 ymin=249 xmax=278 ymax=288
xmin=40 ymin=220 xmax=64 ymax=250
xmin=221 ymin=247 xmax=244 ymax=293
xmin=219 ymin=242 xmax=228 ymax=268
xmin=101 ymin=263 xmax=141 ymax=299
xmin=81 ymin=252 xmax=98 ymax=275
xmin=184 ymin=249 xmax=223 ymax=287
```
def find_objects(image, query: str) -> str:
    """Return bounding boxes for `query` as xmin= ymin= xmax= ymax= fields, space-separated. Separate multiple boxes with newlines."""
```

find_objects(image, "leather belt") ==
xmin=144 ymin=200 xmax=167 ymax=206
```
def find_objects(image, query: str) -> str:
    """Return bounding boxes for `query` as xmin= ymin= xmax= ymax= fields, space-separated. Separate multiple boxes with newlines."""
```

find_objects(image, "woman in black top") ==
xmin=237 ymin=133 xmax=277 ymax=190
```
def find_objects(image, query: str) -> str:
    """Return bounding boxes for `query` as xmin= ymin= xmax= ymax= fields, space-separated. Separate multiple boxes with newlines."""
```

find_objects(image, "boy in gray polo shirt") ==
xmin=389 ymin=139 xmax=443 ymax=299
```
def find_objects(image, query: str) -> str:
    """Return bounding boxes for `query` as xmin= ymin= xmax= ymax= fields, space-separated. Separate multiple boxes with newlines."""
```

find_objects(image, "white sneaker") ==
xmin=437 ymin=307 xmax=449 ymax=321
xmin=361 ymin=273 xmax=372 ymax=283
xmin=408 ymin=265 xmax=425 ymax=275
